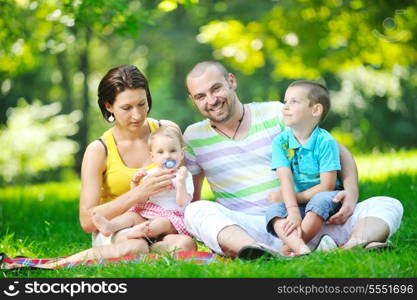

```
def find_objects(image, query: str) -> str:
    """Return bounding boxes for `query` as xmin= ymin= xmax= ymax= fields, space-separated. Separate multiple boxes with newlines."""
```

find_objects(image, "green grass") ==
xmin=1 ymin=151 xmax=417 ymax=278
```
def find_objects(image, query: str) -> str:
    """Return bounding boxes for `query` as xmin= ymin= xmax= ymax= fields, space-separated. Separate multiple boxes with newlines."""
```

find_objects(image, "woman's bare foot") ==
xmin=124 ymin=221 xmax=150 ymax=239
xmin=92 ymin=213 xmax=116 ymax=237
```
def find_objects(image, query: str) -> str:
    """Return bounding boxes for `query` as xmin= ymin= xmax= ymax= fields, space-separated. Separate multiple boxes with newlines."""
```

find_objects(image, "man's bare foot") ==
xmin=124 ymin=221 xmax=150 ymax=239
xmin=92 ymin=213 xmax=116 ymax=237
xmin=341 ymin=238 xmax=368 ymax=249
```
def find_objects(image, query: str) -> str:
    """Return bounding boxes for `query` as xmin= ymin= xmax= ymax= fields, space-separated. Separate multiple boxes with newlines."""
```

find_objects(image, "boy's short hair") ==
xmin=148 ymin=125 xmax=185 ymax=150
xmin=289 ymin=80 xmax=330 ymax=121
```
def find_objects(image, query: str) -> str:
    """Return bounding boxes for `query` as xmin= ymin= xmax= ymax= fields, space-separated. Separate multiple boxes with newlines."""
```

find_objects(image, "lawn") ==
xmin=1 ymin=150 xmax=417 ymax=278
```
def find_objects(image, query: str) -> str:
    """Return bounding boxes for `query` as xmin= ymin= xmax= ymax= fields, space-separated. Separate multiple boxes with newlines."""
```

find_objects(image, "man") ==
xmin=183 ymin=61 xmax=403 ymax=258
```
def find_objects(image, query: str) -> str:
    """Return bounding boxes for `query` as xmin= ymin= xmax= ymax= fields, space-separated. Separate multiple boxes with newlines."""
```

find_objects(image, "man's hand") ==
xmin=327 ymin=190 xmax=355 ymax=225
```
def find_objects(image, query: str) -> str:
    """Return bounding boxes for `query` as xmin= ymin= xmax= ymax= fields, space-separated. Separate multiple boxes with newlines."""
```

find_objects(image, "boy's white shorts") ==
xmin=184 ymin=197 xmax=403 ymax=255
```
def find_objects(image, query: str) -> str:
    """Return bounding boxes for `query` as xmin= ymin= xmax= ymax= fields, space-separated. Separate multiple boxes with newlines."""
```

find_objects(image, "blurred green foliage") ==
xmin=0 ymin=100 xmax=81 ymax=184
xmin=0 ymin=0 xmax=416 ymax=183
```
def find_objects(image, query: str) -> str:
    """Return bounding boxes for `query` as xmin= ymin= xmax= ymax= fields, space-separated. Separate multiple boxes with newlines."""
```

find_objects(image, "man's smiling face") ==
xmin=187 ymin=65 xmax=238 ymax=123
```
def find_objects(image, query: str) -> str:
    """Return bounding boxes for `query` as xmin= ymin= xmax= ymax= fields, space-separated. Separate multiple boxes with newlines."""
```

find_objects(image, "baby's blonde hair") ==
xmin=148 ymin=125 xmax=185 ymax=151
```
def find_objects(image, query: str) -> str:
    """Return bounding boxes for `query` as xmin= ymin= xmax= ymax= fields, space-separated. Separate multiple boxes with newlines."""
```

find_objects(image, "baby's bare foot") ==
xmin=124 ymin=221 xmax=150 ymax=239
xmin=92 ymin=213 xmax=115 ymax=237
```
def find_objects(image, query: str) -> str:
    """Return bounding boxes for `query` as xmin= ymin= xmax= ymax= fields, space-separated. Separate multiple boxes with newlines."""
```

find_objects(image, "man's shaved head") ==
xmin=186 ymin=61 xmax=229 ymax=86
xmin=185 ymin=60 xmax=239 ymax=123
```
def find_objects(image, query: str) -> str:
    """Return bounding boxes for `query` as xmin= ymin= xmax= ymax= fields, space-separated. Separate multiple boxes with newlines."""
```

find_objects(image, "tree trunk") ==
xmin=75 ymin=28 xmax=91 ymax=174
xmin=56 ymin=51 xmax=74 ymax=114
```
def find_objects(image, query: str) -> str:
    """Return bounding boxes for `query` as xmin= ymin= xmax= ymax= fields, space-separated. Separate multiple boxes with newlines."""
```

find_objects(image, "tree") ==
xmin=1 ymin=0 xmax=163 ymax=170
xmin=195 ymin=0 xmax=417 ymax=150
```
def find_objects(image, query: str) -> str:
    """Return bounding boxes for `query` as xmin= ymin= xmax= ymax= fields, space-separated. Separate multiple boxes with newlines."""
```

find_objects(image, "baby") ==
xmin=92 ymin=125 xmax=194 ymax=241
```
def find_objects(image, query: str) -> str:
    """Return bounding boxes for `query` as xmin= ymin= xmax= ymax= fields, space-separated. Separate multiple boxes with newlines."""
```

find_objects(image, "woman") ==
xmin=43 ymin=65 xmax=196 ymax=267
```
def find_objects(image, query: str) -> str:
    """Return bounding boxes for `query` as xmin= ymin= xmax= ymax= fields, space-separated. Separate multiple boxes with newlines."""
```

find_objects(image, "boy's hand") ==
xmin=268 ymin=190 xmax=284 ymax=204
xmin=283 ymin=208 xmax=302 ymax=238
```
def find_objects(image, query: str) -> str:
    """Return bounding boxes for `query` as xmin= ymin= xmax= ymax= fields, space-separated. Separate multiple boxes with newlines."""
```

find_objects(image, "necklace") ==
xmin=211 ymin=103 xmax=245 ymax=139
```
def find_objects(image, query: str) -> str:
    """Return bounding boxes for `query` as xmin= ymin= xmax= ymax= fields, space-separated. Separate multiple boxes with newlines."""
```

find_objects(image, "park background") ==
xmin=0 ymin=0 xmax=416 ymax=277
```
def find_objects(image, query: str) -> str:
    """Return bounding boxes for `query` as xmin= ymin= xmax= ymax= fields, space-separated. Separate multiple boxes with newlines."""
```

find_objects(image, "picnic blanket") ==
xmin=0 ymin=251 xmax=223 ymax=270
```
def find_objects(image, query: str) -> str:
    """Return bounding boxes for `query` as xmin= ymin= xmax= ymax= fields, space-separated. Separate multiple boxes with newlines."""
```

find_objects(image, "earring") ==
xmin=108 ymin=113 xmax=115 ymax=122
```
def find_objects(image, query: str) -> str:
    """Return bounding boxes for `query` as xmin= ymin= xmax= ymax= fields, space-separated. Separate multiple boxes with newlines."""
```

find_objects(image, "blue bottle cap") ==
xmin=164 ymin=159 xmax=177 ymax=169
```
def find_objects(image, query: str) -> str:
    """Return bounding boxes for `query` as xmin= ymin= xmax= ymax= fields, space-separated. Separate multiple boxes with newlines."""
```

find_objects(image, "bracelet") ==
xmin=286 ymin=205 xmax=298 ymax=209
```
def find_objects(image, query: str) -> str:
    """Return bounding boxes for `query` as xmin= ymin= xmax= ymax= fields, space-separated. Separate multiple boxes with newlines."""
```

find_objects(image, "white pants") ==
xmin=184 ymin=197 xmax=403 ymax=255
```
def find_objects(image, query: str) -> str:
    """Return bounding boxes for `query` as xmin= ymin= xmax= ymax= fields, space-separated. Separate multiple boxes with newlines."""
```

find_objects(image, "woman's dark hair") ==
xmin=98 ymin=65 xmax=152 ymax=121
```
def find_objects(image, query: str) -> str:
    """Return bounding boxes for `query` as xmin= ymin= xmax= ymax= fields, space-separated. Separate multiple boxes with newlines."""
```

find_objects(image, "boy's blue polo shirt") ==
xmin=272 ymin=126 xmax=342 ymax=192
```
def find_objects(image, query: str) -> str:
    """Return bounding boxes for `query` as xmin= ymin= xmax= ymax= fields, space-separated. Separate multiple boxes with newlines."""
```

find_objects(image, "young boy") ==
xmin=265 ymin=81 xmax=344 ymax=256
xmin=92 ymin=126 xmax=194 ymax=241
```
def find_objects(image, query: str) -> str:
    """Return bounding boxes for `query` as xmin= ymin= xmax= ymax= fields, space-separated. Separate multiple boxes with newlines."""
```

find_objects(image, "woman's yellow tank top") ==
xmin=100 ymin=118 xmax=159 ymax=204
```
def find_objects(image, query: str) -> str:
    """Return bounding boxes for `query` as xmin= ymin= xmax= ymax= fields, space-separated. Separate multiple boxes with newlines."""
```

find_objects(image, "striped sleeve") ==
xmin=184 ymin=125 xmax=203 ymax=175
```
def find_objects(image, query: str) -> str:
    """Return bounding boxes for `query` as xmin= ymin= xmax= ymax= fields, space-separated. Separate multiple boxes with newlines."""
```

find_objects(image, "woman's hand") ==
xmin=133 ymin=168 xmax=176 ymax=199
xmin=283 ymin=208 xmax=302 ymax=237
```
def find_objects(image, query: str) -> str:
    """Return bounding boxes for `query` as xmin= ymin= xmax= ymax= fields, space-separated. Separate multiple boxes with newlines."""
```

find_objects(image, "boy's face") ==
xmin=150 ymin=135 xmax=184 ymax=169
xmin=282 ymin=86 xmax=318 ymax=128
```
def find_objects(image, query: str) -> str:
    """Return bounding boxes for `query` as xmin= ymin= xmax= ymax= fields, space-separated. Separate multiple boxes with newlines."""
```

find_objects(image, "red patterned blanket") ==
xmin=0 ymin=251 xmax=222 ymax=270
